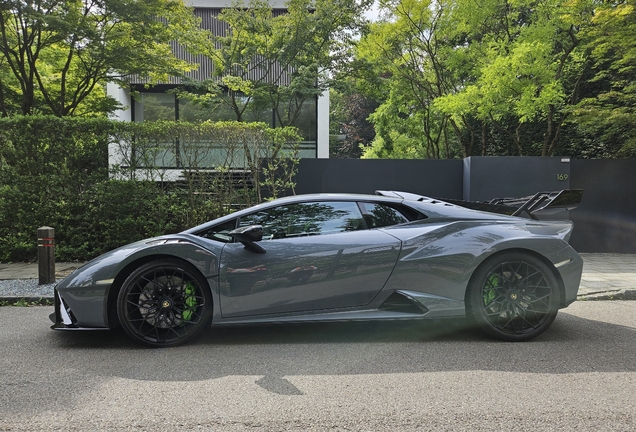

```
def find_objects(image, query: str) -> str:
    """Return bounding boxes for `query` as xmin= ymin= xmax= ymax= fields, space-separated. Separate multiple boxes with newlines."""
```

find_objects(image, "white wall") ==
xmin=107 ymin=82 xmax=131 ymax=122
xmin=317 ymin=90 xmax=329 ymax=158
xmin=106 ymin=82 xmax=132 ymax=168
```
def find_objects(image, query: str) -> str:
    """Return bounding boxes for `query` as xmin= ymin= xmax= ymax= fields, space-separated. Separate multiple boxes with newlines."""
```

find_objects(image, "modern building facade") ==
xmin=107 ymin=0 xmax=329 ymax=170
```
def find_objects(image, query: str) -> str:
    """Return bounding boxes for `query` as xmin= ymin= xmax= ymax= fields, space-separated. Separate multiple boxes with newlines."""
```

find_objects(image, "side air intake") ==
xmin=379 ymin=291 xmax=428 ymax=314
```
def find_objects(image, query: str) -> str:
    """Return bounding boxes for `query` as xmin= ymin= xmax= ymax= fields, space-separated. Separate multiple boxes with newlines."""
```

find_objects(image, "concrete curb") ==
xmin=578 ymin=290 xmax=636 ymax=301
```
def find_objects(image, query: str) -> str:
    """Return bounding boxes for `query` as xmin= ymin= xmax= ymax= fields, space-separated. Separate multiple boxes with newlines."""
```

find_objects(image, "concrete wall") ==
xmin=293 ymin=157 xmax=636 ymax=253
xmin=295 ymin=159 xmax=464 ymax=199
xmin=569 ymin=160 xmax=636 ymax=253
xmin=462 ymin=156 xmax=571 ymax=201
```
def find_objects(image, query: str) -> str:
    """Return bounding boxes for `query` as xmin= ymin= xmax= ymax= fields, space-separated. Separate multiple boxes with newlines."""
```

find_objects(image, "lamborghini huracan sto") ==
xmin=51 ymin=191 xmax=583 ymax=346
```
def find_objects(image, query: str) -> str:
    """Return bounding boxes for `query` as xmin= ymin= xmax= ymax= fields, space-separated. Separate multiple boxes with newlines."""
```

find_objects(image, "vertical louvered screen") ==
xmin=128 ymin=8 xmax=290 ymax=85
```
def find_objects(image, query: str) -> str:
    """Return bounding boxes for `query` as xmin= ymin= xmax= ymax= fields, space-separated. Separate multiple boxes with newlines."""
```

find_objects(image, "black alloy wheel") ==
xmin=117 ymin=259 xmax=212 ymax=347
xmin=467 ymin=252 xmax=560 ymax=341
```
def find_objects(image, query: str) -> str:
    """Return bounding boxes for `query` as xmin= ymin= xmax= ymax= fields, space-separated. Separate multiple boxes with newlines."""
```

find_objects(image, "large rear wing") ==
xmin=376 ymin=189 xmax=583 ymax=220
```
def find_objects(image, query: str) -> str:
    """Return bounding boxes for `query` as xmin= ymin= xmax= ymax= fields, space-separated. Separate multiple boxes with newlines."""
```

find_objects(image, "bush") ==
xmin=0 ymin=116 xmax=300 ymax=261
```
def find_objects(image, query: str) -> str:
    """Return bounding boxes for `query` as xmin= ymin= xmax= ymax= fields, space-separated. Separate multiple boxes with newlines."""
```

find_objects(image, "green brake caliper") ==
xmin=484 ymin=274 xmax=498 ymax=306
xmin=182 ymin=282 xmax=197 ymax=323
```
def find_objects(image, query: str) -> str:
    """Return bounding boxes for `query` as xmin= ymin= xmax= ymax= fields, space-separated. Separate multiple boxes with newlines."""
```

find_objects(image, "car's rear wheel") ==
xmin=117 ymin=259 xmax=212 ymax=347
xmin=466 ymin=252 xmax=560 ymax=341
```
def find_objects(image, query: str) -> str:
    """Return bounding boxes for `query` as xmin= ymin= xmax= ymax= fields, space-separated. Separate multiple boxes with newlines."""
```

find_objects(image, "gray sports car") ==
xmin=51 ymin=191 xmax=583 ymax=347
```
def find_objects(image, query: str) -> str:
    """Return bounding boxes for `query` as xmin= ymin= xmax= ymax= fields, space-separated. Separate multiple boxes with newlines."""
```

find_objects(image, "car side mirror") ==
xmin=229 ymin=225 xmax=266 ymax=254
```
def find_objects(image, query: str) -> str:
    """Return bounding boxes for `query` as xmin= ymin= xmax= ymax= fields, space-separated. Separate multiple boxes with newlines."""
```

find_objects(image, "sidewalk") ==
xmin=0 ymin=262 xmax=83 ymax=280
xmin=1 ymin=254 xmax=636 ymax=301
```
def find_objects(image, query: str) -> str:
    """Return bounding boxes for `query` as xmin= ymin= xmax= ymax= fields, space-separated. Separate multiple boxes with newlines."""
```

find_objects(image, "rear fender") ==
xmin=382 ymin=222 xmax=572 ymax=303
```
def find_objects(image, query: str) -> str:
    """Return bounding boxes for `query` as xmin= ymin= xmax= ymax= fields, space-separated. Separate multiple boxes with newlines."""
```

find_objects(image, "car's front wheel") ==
xmin=117 ymin=259 xmax=212 ymax=347
xmin=466 ymin=252 xmax=560 ymax=341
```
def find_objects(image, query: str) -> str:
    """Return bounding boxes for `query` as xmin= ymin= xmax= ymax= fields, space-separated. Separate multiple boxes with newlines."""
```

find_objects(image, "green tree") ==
xmin=357 ymin=0 xmax=599 ymax=158
xmin=435 ymin=0 xmax=592 ymax=156
xmin=178 ymin=0 xmax=371 ymax=128
xmin=357 ymin=0 xmax=475 ymax=159
xmin=573 ymin=0 xmax=636 ymax=157
xmin=329 ymin=88 xmax=377 ymax=158
xmin=0 ymin=0 xmax=205 ymax=116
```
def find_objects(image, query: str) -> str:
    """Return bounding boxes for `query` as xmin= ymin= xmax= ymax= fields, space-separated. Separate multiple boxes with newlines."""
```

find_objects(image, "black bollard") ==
xmin=37 ymin=226 xmax=55 ymax=285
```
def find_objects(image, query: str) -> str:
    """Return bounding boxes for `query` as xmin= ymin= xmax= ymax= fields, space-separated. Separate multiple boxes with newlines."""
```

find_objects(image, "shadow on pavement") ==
xmin=2 ymin=305 xmax=634 ymax=417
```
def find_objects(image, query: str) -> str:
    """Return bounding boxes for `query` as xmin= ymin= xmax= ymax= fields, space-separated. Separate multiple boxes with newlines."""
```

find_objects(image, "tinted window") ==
xmin=239 ymin=201 xmax=366 ymax=240
xmin=358 ymin=203 xmax=409 ymax=228
xmin=195 ymin=219 xmax=237 ymax=242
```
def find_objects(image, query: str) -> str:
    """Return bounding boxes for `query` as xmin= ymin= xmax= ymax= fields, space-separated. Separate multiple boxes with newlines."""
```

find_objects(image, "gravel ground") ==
xmin=0 ymin=279 xmax=57 ymax=298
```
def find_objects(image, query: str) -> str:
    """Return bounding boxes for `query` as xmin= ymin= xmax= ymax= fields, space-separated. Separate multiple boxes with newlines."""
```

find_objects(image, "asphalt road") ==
xmin=1 ymin=302 xmax=635 ymax=431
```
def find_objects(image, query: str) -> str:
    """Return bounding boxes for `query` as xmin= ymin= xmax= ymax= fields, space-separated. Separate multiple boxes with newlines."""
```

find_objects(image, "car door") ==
xmin=218 ymin=200 xmax=402 ymax=318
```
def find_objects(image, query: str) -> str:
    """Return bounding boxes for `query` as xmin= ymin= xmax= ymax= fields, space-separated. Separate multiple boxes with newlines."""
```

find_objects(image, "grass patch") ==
xmin=0 ymin=298 xmax=54 ymax=306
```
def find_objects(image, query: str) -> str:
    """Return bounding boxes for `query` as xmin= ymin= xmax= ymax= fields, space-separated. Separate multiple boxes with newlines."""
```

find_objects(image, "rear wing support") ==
xmin=486 ymin=189 xmax=584 ymax=219
xmin=376 ymin=189 xmax=583 ymax=220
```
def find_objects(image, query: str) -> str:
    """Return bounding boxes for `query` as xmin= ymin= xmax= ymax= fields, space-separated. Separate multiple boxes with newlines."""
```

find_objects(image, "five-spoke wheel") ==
xmin=467 ymin=252 xmax=560 ymax=341
xmin=117 ymin=259 xmax=212 ymax=347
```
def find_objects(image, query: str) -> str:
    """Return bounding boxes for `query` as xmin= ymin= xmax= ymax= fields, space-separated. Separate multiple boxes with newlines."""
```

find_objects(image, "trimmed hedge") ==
xmin=0 ymin=116 xmax=300 ymax=261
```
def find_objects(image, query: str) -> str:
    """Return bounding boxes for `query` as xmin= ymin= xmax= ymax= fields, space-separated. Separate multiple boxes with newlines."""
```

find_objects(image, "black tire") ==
xmin=117 ymin=259 xmax=213 ymax=347
xmin=466 ymin=252 xmax=560 ymax=342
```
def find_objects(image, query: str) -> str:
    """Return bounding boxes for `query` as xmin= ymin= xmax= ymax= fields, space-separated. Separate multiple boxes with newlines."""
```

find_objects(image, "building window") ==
xmin=178 ymin=95 xmax=238 ymax=123
xmin=131 ymin=87 xmax=318 ymax=167
xmin=133 ymin=93 xmax=176 ymax=122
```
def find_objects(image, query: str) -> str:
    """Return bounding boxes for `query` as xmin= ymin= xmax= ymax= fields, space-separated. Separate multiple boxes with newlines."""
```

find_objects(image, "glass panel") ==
xmin=131 ymin=91 xmax=318 ymax=166
xmin=134 ymin=93 xmax=176 ymax=122
xmin=195 ymin=219 xmax=238 ymax=243
xmin=177 ymin=93 xmax=269 ymax=167
xmin=298 ymin=141 xmax=317 ymax=158
xmin=238 ymin=201 xmax=366 ymax=240
xmin=359 ymin=203 xmax=409 ymax=228
xmin=243 ymin=102 xmax=274 ymax=125
xmin=179 ymin=97 xmax=239 ymax=122
xmin=137 ymin=145 xmax=178 ymax=167
xmin=288 ymin=97 xmax=317 ymax=142
xmin=131 ymin=93 xmax=178 ymax=167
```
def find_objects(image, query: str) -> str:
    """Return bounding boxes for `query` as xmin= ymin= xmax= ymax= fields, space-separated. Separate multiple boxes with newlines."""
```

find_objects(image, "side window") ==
xmin=239 ymin=201 xmax=366 ymax=240
xmin=195 ymin=219 xmax=237 ymax=242
xmin=358 ymin=202 xmax=410 ymax=228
